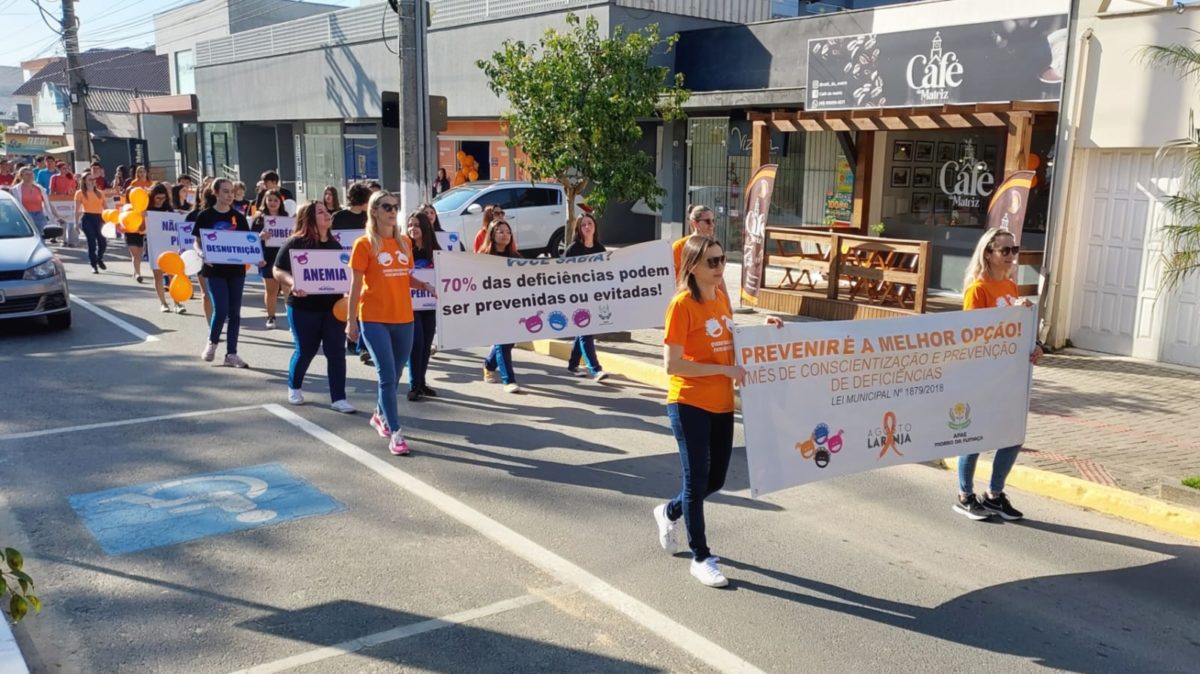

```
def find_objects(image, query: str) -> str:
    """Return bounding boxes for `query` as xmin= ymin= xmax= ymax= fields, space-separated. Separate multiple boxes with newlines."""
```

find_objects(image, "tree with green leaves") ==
xmin=1143 ymin=36 xmax=1200 ymax=288
xmin=2 ymin=547 xmax=40 ymax=624
xmin=477 ymin=13 xmax=689 ymax=251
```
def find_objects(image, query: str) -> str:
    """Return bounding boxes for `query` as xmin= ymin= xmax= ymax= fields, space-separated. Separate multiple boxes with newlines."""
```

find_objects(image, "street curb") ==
xmin=520 ymin=340 xmax=1200 ymax=543
xmin=0 ymin=618 xmax=29 ymax=674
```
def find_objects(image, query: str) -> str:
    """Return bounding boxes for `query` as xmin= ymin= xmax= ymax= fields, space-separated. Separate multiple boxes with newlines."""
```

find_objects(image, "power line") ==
xmin=26 ymin=0 xmax=64 ymax=36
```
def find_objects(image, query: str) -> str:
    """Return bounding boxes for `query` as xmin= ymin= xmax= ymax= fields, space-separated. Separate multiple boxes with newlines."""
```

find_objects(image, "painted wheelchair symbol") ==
xmin=98 ymin=475 xmax=278 ymax=524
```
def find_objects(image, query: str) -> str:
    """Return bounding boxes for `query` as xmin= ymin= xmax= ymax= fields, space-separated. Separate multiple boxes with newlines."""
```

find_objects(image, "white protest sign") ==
xmin=144 ymin=212 xmax=194 ymax=269
xmin=259 ymin=215 xmax=295 ymax=248
xmin=331 ymin=229 xmax=357 ymax=250
xmin=48 ymin=196 xmax=74 ymax=222
xmin=435 ymin=230 xmax=463 ymax=251
xmin=198 ymin=229 xmax=264 ymax=265
xmin=736 ymin=306 xmax=1036 ymax=497
xmin=290 ymin=249 xmax=351 ymax=295
xmin=434 ymin=240 xmax=674 ymax=350
xmin=412 ymin=267 xmax=436 ymax=311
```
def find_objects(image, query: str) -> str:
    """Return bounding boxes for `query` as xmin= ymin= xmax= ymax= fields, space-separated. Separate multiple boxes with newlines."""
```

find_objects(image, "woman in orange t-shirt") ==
xmin=74 ymin=173 xmax=108 ymax=273
xmin=653 ymin=234 xmax=780 ymax=589
xmin=952 ymin=227 xmax=1043 ymax=523
xmin=346 ymin=190 xmax=437 ymax=456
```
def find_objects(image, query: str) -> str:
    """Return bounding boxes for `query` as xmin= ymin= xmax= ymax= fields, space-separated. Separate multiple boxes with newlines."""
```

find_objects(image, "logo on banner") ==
xmin=548 ymin=311 xmax=568 ymax=332
xmin=869 ymin=411 xmax=911 ymax=459
xmin=795 ymin=422 xmax=845 ymax=469
xmin=573 ymin=309 xmax=591 ymax=328
xmin=907 ymin=31 xmax=963 ymax=103
xmin=519 ymin=311 xmax=545 ymax=333
xmin=339 ymin=252 xmax=350 ymax=264
xmin=598 ymin=305 xmax=613 ymax=325
xmin=938 ymin=140 xmax=994 ymax=210
xmin=948 ymin=402 xmax=972 ymax=430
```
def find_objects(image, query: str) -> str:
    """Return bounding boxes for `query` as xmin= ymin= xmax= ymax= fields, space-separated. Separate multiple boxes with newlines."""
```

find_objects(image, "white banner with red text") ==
xmin=736 ymin=306 xmax=1036 ymax=497
xmin=433 ymin=240 xmax=675 ymax=349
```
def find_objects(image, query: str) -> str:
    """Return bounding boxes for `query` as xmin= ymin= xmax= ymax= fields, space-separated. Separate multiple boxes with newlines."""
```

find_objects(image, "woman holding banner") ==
xmin=564 ymin=213 xmax=607 ymax=381
xmin=406 ymin=210 xmax=441 ymax=401
xmin=953 ymin=227 xmax=1043 ymax=522
xmin=145 ymin=184 xmax=186 ymax=314
xmin=480 ymin=219 xmax=523 ymax=393
xmin=195 ymin=178 xmax=260 ymax=368
xmin=74 ymin=172 xmax=107 ymax=273
xmin=251 ymin=189 xmax=287 ymax=329
xmin=272 ymin=201 xmax=355 ymax=413
xmin=472 ymin=204 xmax=503 ymax=253
xmin=654 ymin=235 xmax=781 ymax=588
xmin=345 ymin=191 xmax=437 ymax=456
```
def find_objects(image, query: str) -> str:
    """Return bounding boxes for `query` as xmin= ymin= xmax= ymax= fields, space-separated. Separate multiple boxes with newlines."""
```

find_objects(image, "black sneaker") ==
xmin=406 ymin=389 xmax=422 ymax=402
xmin=981 ymin=492 xmax=1023 ymax=521
xmin=360 ymin=351 xmax=374 ymax=367
xmin=420 ymin=385 xmax=437 ymax=397
xmin=953 ymin=493 xmax=992 ymax=521
xmin=98 ymin=260 xmax=107 ymax=270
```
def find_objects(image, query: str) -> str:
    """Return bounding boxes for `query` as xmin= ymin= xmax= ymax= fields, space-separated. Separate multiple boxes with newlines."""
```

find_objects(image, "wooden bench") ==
xmin=832 ymin=234 xmax=931 ymax=312
xmin=764 ymin=227 xmax=832 ymax=291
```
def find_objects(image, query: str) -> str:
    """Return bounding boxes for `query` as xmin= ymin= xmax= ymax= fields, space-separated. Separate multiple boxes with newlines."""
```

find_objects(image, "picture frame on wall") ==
xmin=912 ymin=192 xmax=932 ymax=214
xmin=914 ymin=141 xmax=935 ymax=162
xmin=936 ymin=141 xmax=957 ymax=163
xmin=934 ymin=194 xmax=952 ymax=213
xmin=912 ymin=167 xmax=934 ymax=188
xmin=895 ymin=195 xmax=910 ymax=215
xmin=891 ymin=166 xmax=911 ymax=187
xmin=892 ymin=140 xmax=913 ymax=162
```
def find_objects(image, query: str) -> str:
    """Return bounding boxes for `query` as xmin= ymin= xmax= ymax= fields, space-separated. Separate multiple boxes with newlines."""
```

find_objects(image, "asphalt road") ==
xmin=1 ymin=246 xmax=1197 ymax=674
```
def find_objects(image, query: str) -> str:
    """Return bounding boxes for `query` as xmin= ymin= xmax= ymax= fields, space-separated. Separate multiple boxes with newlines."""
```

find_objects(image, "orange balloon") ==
xmin=129 ymin=187 xmax=149 ymax=212
xmin=168 ymin=275 xmax=192 ymax=303
xmin=157 ymin=251 xmax=184 ymax=275
xmin=452 ymin=172 xmax=466 ymax=187
xmin=102 ymin=209 xmax=119 ymax=224
xmin=119 ymin=210 xmax=144 ymax=233
xmin=332 ymin=297 xmax=349 ymax=322
xmin=468 ymin=170 xmax=479 ymax=181
xmin=456 ymin=150 xmax=466 ymax=161
xmin=1027 ymin=154 xmax=1041 ymax=170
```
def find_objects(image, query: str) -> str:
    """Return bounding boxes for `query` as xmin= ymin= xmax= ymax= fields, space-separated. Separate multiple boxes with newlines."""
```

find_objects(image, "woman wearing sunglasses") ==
xmin=674 ymin=205 xmax=730 ymax=307
xmin=345 ymin=191 xmax=437 ymax=456
xmin=652 ymin=235 xmax=780 ymax=588
xmin=952 ymin=227 xmax=1043 ymax=522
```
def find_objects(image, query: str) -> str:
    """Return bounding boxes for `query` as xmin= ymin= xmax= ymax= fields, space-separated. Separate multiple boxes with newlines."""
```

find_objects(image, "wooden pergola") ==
xmin=746 ymin=101 xmax=1057 ymax=230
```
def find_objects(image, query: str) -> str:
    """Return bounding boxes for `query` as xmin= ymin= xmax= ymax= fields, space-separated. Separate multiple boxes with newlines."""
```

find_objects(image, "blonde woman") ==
xmin=673 ymin=205 xmax=729 ymax=304
xmin=345 ymin=191 xmax=437 ymax=456
xmin=952 ymin=227 xmax=1043 ymax=522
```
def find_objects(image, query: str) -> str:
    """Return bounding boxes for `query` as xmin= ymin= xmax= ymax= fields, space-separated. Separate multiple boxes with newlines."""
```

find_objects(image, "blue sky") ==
xmin=0 ymin=0 xmax=361 ymax=68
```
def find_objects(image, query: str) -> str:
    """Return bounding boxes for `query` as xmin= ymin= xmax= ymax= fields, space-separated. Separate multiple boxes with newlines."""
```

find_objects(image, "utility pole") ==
xmin=396 ymin=0 xmax=432 ymax=214
xmin=61 ymin=0 xmax=92 ymax=172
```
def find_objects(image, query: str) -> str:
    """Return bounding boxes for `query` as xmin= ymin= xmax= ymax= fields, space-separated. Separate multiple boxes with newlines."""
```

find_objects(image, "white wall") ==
xmin=1075 ymin=3 xmax=1200 ymax=149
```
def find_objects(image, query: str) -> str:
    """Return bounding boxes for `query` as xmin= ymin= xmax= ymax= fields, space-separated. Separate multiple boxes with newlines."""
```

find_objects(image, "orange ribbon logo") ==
xmin=878 ymin=411 xmax=903 ymax=458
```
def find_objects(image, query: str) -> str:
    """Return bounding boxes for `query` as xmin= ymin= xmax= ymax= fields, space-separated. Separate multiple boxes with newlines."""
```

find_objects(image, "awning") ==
xmin=45 ymin=144 xmax=75 ymax=155
xmin=750 ymin=101 xmax=1058 ymax=133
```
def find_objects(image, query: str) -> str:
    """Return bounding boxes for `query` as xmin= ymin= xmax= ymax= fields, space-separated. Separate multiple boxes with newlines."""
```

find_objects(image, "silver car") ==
xmin=0 ymin=190 xmax=71 ymax=329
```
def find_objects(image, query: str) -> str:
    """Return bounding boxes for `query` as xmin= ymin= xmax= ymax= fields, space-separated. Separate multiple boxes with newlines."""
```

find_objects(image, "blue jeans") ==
xmin=287 ymin=305 xmax=347 ymax=402
xmin=958 ymin=446 xmax=1022 ymax=495
xmin=409 ymin=310 xmax=436 ymax=390
xmin=29 ymin=211 xmax=47 ymax=236
xmin=361 ymin=321 xmax=414 ymax=433
xmin=484 ymin=344 xmax=516 ymax=384
xmin=207 ymin=275 xmax=245 ymax=353
xmin=568 ymin=335 xmax=602 ymax=374
xmin=665 ymin=403 xmax=734 ymax=562
xmin=80 ymin=214 xmax=106 ymax=267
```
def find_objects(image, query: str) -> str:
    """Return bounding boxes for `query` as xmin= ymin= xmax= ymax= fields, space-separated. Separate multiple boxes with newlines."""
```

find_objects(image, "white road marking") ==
xmin=266 ymin=404 xmax=767 ymax=674
xmin=0 ymin=405 xmax=262 ymax=442
xmin=70 ymin=294 xmax=160 ymax=342
xmin=229 ymin=587 xmax=573 ymax=674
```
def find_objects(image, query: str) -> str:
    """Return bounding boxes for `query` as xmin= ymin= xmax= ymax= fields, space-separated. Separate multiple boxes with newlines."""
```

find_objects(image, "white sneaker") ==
xmin=653 ymin=503 xmax=679 ymax=554
xmin=330 ymin=399 xmax=357 ymax=414
xmin=266 ymin=317 xmax=276 ymax=329
xmin=287 ymin=388 xmax=305 ymax=405
xmin=567 ymin=368 xmax=589 ymax=377
xmin=224 ymin=353 xmax=249 ymax=368
xmin=690 ymin=557 xmax=729 ymax=588
xmin=159 ymin=303 xmax=170 ymax=313
xmin=201 ymin=342 xmax=218 ymax=362
xmin=504 ymin=383 xmax=522 ymax=394
xmin=593 ymin=370 xmax=609 ymax=382
xmin=175 ymin=303 xmax=187 ymax=314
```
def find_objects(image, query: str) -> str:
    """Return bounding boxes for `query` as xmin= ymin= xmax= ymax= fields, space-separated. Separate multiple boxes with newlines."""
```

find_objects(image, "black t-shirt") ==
xmin=273 ymin=235 xmax=344 ymax=313
xmin=194 ymin=207 xmax=253 ymax=279
xmin=565 ymin=241 xmax=606 ymax=257
xmin=331 ymin=209 xmax=366 ymax=230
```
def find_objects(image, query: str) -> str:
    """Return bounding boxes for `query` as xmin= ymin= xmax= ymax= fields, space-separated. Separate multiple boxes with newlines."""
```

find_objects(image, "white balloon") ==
xmin=180 ymin=249 xmax=204 ymax=276
xmin=284 ymin=199 xmax=297 ymax=216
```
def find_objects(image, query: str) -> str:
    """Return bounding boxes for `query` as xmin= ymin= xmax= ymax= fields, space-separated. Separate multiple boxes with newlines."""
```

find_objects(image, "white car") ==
xmin=432 ymin=181 xmax=583 ymax=256
xmin=0 ymin=191 xmax=71 ymax=329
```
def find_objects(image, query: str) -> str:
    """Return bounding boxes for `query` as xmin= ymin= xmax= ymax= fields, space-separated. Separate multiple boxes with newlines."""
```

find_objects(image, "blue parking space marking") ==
xmin=68 ymin=464 xmax=344 ymax=555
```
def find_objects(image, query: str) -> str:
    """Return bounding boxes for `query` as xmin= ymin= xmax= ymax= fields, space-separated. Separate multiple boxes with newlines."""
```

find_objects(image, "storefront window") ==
xmin=303 ymin=122 xmax=344 ymax=201
xmin=880 ymin=130 xmax=1004 ymax=230
xmin=202 ymin=123 xmax=238 ymax=177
